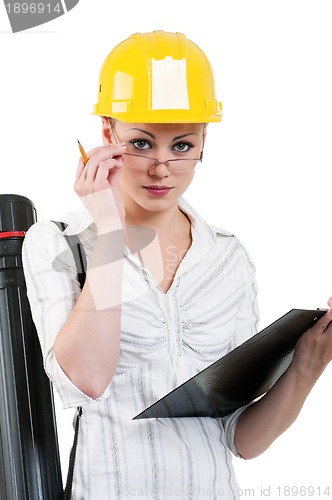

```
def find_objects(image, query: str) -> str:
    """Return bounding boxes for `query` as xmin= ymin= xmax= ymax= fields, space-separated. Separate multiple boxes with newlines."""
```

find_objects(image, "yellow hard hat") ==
xmin=93 ymin=31 xmax=222 ymax=123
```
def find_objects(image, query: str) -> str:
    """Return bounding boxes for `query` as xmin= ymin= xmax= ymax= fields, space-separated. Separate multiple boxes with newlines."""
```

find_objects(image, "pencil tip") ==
xmin=77 ymin=139 xmax=80 ymax=144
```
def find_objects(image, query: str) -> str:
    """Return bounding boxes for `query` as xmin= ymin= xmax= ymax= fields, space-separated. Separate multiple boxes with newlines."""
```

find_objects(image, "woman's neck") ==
xmin=125 ymin=203 xmax=190 ymax=239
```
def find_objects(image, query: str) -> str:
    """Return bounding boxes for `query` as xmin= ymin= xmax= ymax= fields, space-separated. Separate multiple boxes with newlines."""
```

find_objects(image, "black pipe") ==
xmin=0 ymin=194 xmax=63 ymax=499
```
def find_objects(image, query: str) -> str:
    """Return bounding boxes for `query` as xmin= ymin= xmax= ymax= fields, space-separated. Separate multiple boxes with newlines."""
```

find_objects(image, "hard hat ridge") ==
xmin=130 ymin=31 xmax=188 ymax=61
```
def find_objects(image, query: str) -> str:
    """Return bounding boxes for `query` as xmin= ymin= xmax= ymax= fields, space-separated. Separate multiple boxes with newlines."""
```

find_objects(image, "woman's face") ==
xmin=102 ymin=119 xmax=206 ymax=214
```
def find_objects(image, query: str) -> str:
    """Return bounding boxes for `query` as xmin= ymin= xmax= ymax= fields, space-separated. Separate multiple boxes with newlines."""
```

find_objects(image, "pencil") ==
xmin=77 ymin=139 xmax=89 ymax=165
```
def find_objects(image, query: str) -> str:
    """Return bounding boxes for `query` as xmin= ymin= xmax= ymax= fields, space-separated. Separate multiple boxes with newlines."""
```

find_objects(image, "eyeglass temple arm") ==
xmin=108 ymin=118 xmax=119 ymax=145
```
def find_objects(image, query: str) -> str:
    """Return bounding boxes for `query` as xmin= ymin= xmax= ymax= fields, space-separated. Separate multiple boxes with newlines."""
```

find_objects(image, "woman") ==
xmin=22 ymin=31 xmax=332 ymax=499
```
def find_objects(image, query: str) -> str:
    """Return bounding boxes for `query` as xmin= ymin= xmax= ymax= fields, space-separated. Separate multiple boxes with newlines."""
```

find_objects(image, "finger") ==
xmin=316 ymin=307 xmax=332 ymax=333
xmin=327 ymin=296 xmax=332 ymax=308
xmin=94 ymin=158 xmax=123 ymax=185
xmin=107 ymin=159 xmax=124 ymax=185
xmin=84 ymin=144 xmax=113 ymax=159
xmin=85 ymin=147 xmax=126 ymax=182
xmin=84 ymin=158 xmax=102 ymax=184
xmin=77 ymin=144 xmax=124 ymax=174
xmin=86 ymin=144 xmax=126 ymax=162
xmin=75 ymin=148 xmax=109 ymax=183
xmin=84 ymin=153 xmax=114 ymax=184
xmin=84 ymin=157 xmax=116 ymax=185
xmin=74 ymin=157 xmax=86 ymax=183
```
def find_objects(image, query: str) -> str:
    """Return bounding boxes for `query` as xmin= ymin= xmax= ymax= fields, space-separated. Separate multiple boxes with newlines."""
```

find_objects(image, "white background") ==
xmin=1 ymin=0 xmax=332 ymax=497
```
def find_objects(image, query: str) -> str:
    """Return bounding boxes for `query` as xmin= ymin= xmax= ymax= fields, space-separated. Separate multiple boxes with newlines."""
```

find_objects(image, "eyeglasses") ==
xmin=110 ymin=122 xmax=204 ymax=174
xmin=122 ymin=151 xmax=203 ymax=174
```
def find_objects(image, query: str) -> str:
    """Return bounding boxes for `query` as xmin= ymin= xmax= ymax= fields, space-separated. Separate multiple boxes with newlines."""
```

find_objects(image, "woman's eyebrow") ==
xmin=172 ymin=133 xmax=198 ymax=141
xmin=125 ymin=129 xmax=198 ymax=142
xmin=126 ymin=128 xmax=156 ymax=139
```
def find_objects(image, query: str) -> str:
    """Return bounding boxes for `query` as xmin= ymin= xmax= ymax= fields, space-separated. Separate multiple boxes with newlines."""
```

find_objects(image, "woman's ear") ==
xmin=101 ymin=116 xmax=113 ymax=145
xmin=203 ymin=123 xmax=208 ymax=141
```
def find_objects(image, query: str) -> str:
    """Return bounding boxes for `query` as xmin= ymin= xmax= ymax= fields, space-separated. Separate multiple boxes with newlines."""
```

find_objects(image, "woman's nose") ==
xmin=148 ymin=161 xmax=171 ymax=177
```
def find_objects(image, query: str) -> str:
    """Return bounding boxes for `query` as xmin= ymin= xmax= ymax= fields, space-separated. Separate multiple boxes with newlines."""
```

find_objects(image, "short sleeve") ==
xmin=22 ymin=220 xmax=95 ymax=409
xmin=221 ymin=403 xmax=254 ymax=458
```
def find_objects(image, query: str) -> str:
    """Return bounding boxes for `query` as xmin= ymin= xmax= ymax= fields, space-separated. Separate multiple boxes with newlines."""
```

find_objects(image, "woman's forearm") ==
xmin=234 ymin=364 xmax=315 ymax=459
xmin=53 ymin=225 xmax=124 ymax=399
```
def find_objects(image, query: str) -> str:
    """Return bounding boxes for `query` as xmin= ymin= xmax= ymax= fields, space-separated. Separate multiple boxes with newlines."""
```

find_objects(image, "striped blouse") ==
xmin=22 ymin=197 xmax=259 ymax=500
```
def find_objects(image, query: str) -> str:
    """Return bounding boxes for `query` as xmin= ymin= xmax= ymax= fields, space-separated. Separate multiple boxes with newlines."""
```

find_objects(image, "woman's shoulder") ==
xmin=24 ymin=205 xmax=88 ymax=240
xmin=207 ymin=222 xmax=256 ymax=270
xmin=21 ymin=221 xmax=65 ymax=266
xmin=208 ymin=223 xmax=235 ymax=238
xmin=24 ymin=219 xmax=63 ymax=241
xmin=179 ymin=197 xmax=235 ymax=239
xmin=22 ymin=214 xmax=80 ymax=257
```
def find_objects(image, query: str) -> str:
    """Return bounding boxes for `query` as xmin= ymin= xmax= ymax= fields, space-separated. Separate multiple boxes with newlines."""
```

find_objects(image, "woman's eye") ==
xmin=173 ymin=142 xmax=193 ymax=153
xmin=131 ymin=139 xmax=151 ymax=150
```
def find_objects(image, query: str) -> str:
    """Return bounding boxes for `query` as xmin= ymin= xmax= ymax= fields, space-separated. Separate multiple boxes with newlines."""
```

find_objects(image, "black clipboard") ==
xmin=133 ymin=309 xmax=326 ymax=420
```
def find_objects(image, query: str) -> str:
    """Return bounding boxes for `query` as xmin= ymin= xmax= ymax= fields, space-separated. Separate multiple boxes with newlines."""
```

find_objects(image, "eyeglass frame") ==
xmin=108 ymin=118 xmax=205 ymax=174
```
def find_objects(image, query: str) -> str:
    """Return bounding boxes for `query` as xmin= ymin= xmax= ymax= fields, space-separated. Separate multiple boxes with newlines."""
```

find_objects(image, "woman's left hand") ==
xmin=291 ymin=297 xmax=332 ymax=384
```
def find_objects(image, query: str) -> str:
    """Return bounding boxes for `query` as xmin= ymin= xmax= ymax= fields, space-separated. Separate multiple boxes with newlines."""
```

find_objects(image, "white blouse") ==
xmin=22 ymin=197 xmax=259 ymax=500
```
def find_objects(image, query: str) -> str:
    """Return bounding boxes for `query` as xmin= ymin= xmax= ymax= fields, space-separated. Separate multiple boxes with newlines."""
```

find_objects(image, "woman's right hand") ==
xmin=74 ymin=143 xmax=126 ymax=233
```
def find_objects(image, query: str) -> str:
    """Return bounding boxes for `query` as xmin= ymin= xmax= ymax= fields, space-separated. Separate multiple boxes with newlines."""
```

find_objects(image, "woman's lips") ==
xmin=143 ymin=185 xmax=174 ymax=197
